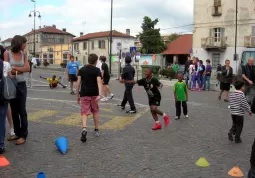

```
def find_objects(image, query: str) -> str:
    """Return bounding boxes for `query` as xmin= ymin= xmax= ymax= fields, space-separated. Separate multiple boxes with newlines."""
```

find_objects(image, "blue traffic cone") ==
xmin=55 ymin=137 xmax=68 ymax=155
xmin=37 ymin=172 xmax=46 ymax=178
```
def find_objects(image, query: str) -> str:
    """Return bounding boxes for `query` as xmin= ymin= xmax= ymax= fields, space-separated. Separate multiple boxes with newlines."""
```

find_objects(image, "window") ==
xmin=74 ymin=43 xmax=79 ymax=50
xmin=214 ymin=0 xmax=221 ymax=6
xmin=49 ymin=54 xmax=54 ymax=64
xmin=98 ymin=40 xmax=105 ymax=49
xmin=83 ymin=42 xmax=87 ymax=50
xmin=212 ymin=53 xmax=220 ymax=69
xmin=91 ymin=41 xmax=94 ymax=50
xmin=252 ymin=26 xmax=255 ymax=36
xmin=213 ymin=28 xmax=221 ymax=42
xmin=63 ymin=53 xmax=68 ymax=59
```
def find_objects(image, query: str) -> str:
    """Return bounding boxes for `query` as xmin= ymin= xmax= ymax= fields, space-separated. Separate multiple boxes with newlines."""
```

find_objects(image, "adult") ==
xmin=198 ymin=60 xmax=205 ymax=91
xmin=203 ymin=59 xmax=212 ymax=91
xmin=242 ymin=57 xmax=255 ymax=101
xmin=4 ymin=35 xmax=30 ymax=145
xmin=66 ymin=56 xmax=79 ymax=95
xmin=184 ymin=56 xmax=192 ymax=85
xmin=0 ymin=45 xmax=15 ymax=137
xmin=219 ymin=59 xmax=233 ymax=102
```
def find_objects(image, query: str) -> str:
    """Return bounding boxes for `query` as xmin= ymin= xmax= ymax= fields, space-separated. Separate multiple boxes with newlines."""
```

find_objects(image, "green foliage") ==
xmin=160 ymin=68 xmax=176 ymax=79
xmin=168 ymin=33 xmax=181 ymax=43
xmin=139 ymin=16 xmax=166 ymax=54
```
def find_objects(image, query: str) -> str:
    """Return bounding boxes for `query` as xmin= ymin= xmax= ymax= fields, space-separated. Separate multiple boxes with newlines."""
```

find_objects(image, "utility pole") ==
xmin=234 ymin=0 xmax=238 ymax=73
xmin=109 ymin=0 xmax=113 ymax=74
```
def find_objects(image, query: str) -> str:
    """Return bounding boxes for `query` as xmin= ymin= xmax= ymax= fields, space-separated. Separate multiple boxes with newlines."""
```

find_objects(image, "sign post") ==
xmin=116 ymin=42 xmax=122 ymax=80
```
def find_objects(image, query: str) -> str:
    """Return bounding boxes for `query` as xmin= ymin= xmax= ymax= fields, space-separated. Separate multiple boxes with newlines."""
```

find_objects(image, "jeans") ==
xmin=121 ymin=86 xmax=136 ymax=110
xmin=175 ymin=101 xmax=188 ymax=117
xmin=0 ymin=103 xmax=8 ymax=148
xmin=203 ymin=76 xmax=211 ymax=90
xmin=248 ymin=165 xmax=255 ymax=178
xmin=185 ymin=72 xmax=189 ymax=85
xmin=192 ymin=73 xmax=201 ymax=89
xmin=10 ymin=82 xmax=28 ymax=139
xmin=188 ymin=74 xmax=192 ymax=89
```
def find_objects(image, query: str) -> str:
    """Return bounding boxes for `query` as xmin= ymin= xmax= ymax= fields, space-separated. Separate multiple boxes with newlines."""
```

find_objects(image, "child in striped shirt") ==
xmin=228 ymin=80 xmax=252 ymax=143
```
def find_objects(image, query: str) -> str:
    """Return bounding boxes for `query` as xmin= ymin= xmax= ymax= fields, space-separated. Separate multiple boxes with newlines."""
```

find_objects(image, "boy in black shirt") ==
xmin=100 ymin=56 xmax=114 ymax=101
xmin=120 ymin=68 xmax=170 ymax=130
xmin=76 ymin=53 xmax=103 ymax=142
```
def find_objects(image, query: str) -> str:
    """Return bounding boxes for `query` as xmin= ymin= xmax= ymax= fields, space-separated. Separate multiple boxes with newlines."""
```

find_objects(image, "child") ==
xmin=173 ymin=73 xmax=188 ymax=120
xmin=120 ymin=68 xmax=170 ymax=130
xmin=228 ymin=80 xmax=252 ymax=143
xmin=189 ymin=58 xmax=196 ymax=90
xmin=76 ymin=53 xmax=102 ymax=142
xmin=40 ymin=75 xmax=66 ymax=89
xmin=67 ymin=56 xmax=79 ymax=95
xmin=100 ymin=56 xmax=114 ymax=101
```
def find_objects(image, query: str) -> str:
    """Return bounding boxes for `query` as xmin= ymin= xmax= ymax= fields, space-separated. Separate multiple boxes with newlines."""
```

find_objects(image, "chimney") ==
xmin=80 ymin=32 xmax=84 ymax=37
xmin=126 ymin=29 xmax=130 ymax=36
xmin=52 ymin=24 xmax=56 ymax=28
xmin=39 ymin=26 xmax=41 ymax=29
xmin=62 ymin=28 xmax=66 ymax=32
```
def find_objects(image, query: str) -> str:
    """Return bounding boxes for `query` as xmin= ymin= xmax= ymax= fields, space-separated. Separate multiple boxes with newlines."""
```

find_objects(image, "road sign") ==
xmin=116 ymin=42 xmax=122 ymax=50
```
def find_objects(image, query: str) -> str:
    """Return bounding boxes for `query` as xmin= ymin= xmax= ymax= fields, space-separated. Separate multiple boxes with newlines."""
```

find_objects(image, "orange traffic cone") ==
xmin=228 ymin=166 xmax=244 ymax=177
xmin=0 ymin=156 xmax=10 ymax=167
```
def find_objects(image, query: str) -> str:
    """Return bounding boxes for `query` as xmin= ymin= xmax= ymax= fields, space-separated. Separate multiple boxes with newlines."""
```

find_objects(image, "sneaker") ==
xmin=0 ymin=147 xmax=5 ymax=154
xmin=185 ymin=115 xmax=189 ymax=119
xmin=152 ymin=123 xmax=162 ymax=130
xmin=100 ymin=97 xmax=108 ymax=102
xmin=70 ymin=91 xmax=75 ymax=95
xmin=94 ymin=130 xmax=100 ymax=137
xmin=10 ymin=128 xmax=15 ymax=136
xmin=228 ymin=132 xmax=233 ymax=141
xmin=175 ymin=116 xmax=180 ymax=120
xmin=163 ymin=114 xmax=170 ymax=126
xmin=126 ymin=110 xmax=137 ymax=114
xmin=81 ymin=130 xmax=87 ymax=142
xmin=235 ymin=138 xmax=242 ymax=144
xmin=108 ymin=93 xmax=114 ymax=99
xmin=117 ymin=105 xmax=125 ymax=110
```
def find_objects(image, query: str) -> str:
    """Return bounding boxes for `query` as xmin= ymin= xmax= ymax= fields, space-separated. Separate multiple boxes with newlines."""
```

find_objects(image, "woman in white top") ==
xmin=0 ymin=60 xmax=12 ymax=154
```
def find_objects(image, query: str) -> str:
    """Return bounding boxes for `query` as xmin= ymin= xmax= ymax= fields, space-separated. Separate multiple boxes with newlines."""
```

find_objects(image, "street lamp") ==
xmin=109 ymin=0 xmax=113 ymax=74
xmin=28 ymin=0 xmax=41 ymax=58
xmin=234 ymin=0 xmax=238 ymax=73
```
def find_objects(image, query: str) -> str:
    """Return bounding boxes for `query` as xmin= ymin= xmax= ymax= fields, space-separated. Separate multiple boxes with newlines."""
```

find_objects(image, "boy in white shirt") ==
xmin=188 ymin=58 xmax=196 ymax=90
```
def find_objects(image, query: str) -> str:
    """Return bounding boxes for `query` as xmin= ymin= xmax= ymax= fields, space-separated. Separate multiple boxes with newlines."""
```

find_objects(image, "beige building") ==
xmin=23 ymin=25 xmax=75 ymax=60
xmin=193 ymin=0 xmax=255 ymax=73
xmin=72 ymin=30 xmax=135 ymax=65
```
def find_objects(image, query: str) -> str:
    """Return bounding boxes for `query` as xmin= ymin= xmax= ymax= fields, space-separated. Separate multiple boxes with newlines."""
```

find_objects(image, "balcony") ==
xmin=201 ymin=37 xmax=227 ymax=50
xmin=244 ymin=36 xmax=255 ymax=48
xmin=211 ymin=6 xmax=222 ymax=16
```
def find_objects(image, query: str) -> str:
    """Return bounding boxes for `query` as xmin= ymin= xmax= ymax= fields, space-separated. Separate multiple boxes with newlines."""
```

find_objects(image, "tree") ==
xmin=168 ymin=33 xmax=181 ymax=43
xmin=139 ymin=16 xmax=166 ymax=54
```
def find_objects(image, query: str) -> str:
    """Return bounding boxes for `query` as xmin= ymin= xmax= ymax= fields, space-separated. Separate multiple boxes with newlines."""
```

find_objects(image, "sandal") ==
xmin=8 ymin=135 xmax=20 ymax=141
xmin=16 ymin=138 xmax=26 ymax=145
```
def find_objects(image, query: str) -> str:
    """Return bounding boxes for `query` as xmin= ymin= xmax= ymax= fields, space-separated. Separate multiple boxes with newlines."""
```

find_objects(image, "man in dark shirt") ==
xmin=76 ymin=53 xmax=103 ymax=142
xmin=242 ymin=57 xmax=255 ymax=99
xmin=100 ymin=56 xmax=114 ymax=101
xmin=118 ymin=56 xmax=136 ymax=113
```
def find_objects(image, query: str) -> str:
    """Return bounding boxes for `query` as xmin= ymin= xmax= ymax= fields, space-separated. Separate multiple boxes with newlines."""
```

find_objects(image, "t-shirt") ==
xmin=199 ymin=65 xmax=205 ymax=75
xmin=101 ymin=62 xmax=110 ymax=78
xmin=78 ymin=65 xmax=101 ymax=97
xmin=67 ymin=61 xmax=79 ymax=75
xmin=47 ymin=78 xmax=59 ymax=85
xmin=205 ymin=64 xmax=212 ymax=76
xmin=96 ymin=60 xmax=102 ymax=71
xmin=189 ymin=64 xmax=195 ymax=75
xmin=0 ymin=46 xmax=6 ymax=61
xmin=173 ymin=81 xmax=187 ymax=101
xmin=137 ymin=78 xmax=161 ymax=101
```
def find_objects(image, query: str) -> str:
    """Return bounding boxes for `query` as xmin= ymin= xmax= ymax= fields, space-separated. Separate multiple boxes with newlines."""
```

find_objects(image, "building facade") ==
xmin=193 ymin=0 xmax=255 ymax=73
xmin=72 ymin=30 xmax=135 ymax=65
xmin=0 ymin=38 xmax=12 ymax=48
xmin=23 ymin=25 xmax=74 ymax=60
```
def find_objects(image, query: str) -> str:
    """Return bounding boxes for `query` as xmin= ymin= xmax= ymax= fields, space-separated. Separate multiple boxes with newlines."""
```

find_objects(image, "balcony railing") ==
xmin=244 ymin=36 xmax=255 ymax=48
xmin=201 ymin=37 xmax=227 ymax=49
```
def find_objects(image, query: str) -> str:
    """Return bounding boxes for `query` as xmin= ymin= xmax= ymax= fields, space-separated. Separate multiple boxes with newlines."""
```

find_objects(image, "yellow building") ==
xmin=41 ymin=44 xmax=72 ymax=64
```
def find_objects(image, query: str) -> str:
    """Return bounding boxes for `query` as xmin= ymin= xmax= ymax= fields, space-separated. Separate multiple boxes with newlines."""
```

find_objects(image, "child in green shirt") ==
xmin=173 ymin=73 xmax=188 ymax=120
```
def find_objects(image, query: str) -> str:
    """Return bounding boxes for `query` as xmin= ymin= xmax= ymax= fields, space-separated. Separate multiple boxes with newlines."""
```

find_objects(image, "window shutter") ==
xmin=252 ymin=26 xmax=255 ymax=36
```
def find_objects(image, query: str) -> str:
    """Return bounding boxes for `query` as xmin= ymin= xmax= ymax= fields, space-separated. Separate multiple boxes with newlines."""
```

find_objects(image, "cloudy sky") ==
xmin=0 ymin=0 xmax=194 ymax=40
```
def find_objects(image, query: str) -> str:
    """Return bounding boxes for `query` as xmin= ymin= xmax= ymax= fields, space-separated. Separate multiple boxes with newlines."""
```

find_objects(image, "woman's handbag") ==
xmin=3 ymin=75 xmax=17 ymax=100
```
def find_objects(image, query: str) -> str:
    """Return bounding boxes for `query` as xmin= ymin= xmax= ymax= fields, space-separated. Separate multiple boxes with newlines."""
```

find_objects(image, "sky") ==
xmin=0 ymin=0 xmax=194 ymax=40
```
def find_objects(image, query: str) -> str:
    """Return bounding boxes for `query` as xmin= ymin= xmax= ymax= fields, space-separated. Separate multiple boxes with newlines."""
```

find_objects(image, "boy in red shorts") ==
xmin=76 ymin=53 xmax=103 ymax=142
xmin=120 ymin=68 xmax=170 ymax=130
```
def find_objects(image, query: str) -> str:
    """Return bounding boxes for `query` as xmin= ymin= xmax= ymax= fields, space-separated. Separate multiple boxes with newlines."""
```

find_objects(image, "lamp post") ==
xmin=29 ymin=0 xmax=41 ymax=58
xmin=109 ymin=0 xmax=113 ymax=74
xmin=234 ymin=0 xmax=238 ymax=73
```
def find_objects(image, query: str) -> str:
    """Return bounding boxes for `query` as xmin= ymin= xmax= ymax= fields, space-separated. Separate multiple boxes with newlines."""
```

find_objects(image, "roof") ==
xmin=1 ymin=38 xmax=12 ymax=43
xmin=24 ymin=26 xmax=75 ymax=37
xmin=162 ymin=34 xmax=193 ymax=55
xmin=73 ymin=30 xmax=134 ymax=42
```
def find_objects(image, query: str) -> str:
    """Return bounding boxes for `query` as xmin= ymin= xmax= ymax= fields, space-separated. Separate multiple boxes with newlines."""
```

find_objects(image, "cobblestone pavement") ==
xmin=1 ymin=69 xmax=255 ymax=178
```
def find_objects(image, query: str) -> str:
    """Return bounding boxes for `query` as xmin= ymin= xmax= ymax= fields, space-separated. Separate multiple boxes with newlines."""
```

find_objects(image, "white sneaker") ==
xmin=10 ymin=128 xmax=15 ymax=136
xmin=108 ymin=93 xmax=114 ymax=99
xmin=101 ymin=97 xmax=108 ymax=102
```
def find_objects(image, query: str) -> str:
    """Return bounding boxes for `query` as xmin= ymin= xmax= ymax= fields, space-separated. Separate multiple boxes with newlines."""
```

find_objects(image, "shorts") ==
xmin=80 ymin=96 xmax=99 ymax=115
xmin=149 ymin=99 xmax=160 ymax=106
xmin=49 ymin=83 xmax=57 ymax=88
xmin=220 ymin=82 xmax=230 ymax=91
xmin=103 ymin=77 xmax=110 ymax=85
xmin=69 ymin=74 xmax=77 ymax=82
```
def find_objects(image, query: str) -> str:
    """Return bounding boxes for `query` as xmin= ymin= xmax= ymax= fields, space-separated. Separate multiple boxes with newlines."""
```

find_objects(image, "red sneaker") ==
xmin=163 ymin=114 xmax=170 ymax=126
xmin=152 ymin=123 xmax=162 ymax=130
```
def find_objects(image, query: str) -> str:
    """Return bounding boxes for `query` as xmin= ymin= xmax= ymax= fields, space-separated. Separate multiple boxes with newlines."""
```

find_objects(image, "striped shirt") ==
xmin=229 ymin=90 xmax=251 ymax=116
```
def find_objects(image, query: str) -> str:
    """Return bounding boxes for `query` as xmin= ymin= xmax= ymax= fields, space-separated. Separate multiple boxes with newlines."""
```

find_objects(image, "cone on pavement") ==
xmin=0 ymin=156 xmax=10 ymax=167
xmin=195 ymin=157 xmax=210 ymax=167
xmin=37 ymin=172 xmax=46 ymax=178
xmin=55 ymin=137 xmax=68 ymax=155
xmin=228 ymin=166 xmax=244 ymax=177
